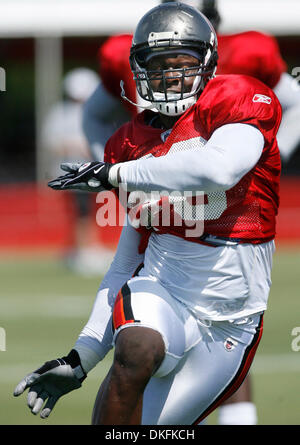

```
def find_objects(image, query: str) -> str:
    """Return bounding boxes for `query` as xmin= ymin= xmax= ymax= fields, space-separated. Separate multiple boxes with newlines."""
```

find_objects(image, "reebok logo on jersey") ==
xmin=252 ymin=94 xmax=272 ymax=104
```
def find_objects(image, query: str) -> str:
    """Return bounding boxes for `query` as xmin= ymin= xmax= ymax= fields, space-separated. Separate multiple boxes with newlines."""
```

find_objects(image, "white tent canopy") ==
xmin=0 ymin=0 xmax=300 ymax=38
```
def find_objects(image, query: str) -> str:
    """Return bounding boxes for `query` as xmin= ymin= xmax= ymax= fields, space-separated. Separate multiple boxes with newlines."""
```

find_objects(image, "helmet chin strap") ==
xmin=120 ymin=80 xmax=155 ymax=110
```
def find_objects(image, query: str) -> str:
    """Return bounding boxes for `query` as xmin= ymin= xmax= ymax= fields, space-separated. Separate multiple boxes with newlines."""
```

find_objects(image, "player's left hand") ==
xmin=47 ymin=161 xmax=114 ymax=192
xmin=13 ymin=349 xmax=86 ymax=419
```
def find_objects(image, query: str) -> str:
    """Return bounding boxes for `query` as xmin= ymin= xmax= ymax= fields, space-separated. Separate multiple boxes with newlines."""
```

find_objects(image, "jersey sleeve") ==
xmin=98 ymin=34 xmax=137 ymax=116
xmin=197 ymin=74 xmax=282 ymax=147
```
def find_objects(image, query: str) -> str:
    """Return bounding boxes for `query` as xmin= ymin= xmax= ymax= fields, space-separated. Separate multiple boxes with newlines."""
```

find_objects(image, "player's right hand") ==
xmin=48 ymin=161 xmax=113 ymax=192
xmin=13 ymin=349 xmax=86 ymax=419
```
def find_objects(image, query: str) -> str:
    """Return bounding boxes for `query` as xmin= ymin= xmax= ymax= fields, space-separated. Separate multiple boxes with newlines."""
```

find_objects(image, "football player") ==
xmin=81 ymin=0 xmax=280 ymax=425
xmin=15 ymin=3 xmax=282 ymax=425
xmin=82 ymin=0 xmax=300 ymax=425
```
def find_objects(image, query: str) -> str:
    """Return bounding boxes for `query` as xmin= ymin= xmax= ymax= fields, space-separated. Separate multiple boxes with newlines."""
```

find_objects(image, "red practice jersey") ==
xmin=217 ymin=31 xmax=287 ymax=89
xmin=105 ymin=75 xmax=282 ymax=246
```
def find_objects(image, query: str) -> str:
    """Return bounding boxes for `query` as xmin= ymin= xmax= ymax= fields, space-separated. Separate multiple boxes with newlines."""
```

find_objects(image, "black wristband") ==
xmin=95 ymin=163 xmax=114 ymax=190
xmin=63 ymin=349 xmax=87 ymax=383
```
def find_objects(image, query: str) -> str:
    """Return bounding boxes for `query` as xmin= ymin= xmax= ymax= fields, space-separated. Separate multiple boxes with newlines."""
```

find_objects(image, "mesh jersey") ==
xmin=105 ymin=74 xmax=282 ymax=247
xmin=217 ymin=31 xmax=287 ymax=89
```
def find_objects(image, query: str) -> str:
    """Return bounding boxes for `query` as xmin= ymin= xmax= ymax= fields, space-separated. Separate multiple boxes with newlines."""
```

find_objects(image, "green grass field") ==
xmin=0 ymin=247 xmax=300 ymax=425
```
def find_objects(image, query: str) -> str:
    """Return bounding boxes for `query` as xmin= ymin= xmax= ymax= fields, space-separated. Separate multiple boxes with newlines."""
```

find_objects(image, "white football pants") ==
xmin=112 ymin=276 xmax=263 ymax=425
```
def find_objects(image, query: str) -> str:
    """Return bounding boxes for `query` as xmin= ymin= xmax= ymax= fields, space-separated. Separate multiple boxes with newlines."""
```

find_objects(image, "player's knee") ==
xmin=113 ymin=327 xmax=165 ymax=385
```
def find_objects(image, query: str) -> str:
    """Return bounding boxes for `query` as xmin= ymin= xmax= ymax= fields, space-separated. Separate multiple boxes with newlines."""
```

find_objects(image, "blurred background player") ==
xmin=42 ymin=67 xmax=114 ymax=275
xmin=82 ymin=34 xmax=147 ymax=160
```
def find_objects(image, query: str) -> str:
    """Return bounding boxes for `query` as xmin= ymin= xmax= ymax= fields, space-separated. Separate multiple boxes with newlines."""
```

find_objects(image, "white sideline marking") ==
xmin=1 ymin=295 xmax=95 ymax=319
xmin=2 ymin=353 xmax=300 ymax=384
xmin=251 ymin=352 xmax=300 ymax=374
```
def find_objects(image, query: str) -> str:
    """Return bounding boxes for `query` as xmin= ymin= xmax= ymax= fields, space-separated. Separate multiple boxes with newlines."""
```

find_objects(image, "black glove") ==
xmin=48 ymin=161 xmax=114 ymax=192
xmin=13 ymin=349 xmax=87 ymax=418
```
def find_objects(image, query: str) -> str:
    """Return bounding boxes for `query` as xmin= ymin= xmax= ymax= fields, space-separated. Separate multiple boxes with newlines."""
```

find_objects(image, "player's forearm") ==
xmin=101 ymin=216 xmax=144 ymax=289
xmin=74 ymin=220 xmax=144 ymax=373
xmin=111 ymin=123 xmax=264 ymax=193
xmin=276 ymin=103 xmax=300 ymax=162
xmin=272 ymin=73 xmax=300 ymax=161
xmin=273 ymin=72 xmax=300 ymax=110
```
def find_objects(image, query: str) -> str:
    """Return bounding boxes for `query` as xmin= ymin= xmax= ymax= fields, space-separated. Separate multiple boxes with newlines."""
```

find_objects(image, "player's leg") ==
xmin=92 ymin=276 xmax=199 ymax=425
xmin=92 ymin=366 xmax=144 ymax=424
xmin=142 ymin=313 xmax=263 ymax=425
xmin=93 ymin=326 xmax=165 ymax=424
xmin=218 ymin=373 xmax=257 ymax=425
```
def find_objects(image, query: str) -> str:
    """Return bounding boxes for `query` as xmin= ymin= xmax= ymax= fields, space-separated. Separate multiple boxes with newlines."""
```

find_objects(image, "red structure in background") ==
xmin=0 ymin=178 xmax=299 ymax=253
xmin=275 ymin=177 xmax=300 ymax=243
xmin=0 ymin=183 xmax=123 ymax=253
